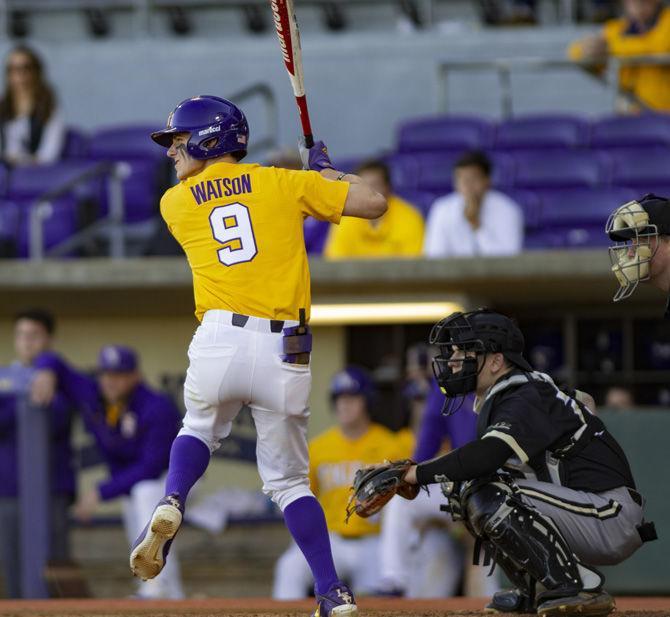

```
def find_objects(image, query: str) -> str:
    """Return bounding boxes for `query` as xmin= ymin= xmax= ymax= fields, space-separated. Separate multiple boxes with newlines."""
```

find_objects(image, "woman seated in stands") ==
xmin=0 ymin=45 xmax=64 ymax=166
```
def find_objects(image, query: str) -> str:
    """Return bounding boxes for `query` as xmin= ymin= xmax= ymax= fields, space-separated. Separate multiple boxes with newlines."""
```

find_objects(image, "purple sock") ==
xmin=283 ymin=496 xmax=339 ymax=595
xmin=165 ymin=435 xmax=210 ymax=503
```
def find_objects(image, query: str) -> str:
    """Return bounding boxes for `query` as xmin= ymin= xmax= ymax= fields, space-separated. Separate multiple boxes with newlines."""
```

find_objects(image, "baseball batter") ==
xmin=607 ymin=193 xmax=670 ymax=313
xmin=396 ymin=309 xmax=656 ymax=616
xmin=129 ymin=95 xmax=386 ymax=616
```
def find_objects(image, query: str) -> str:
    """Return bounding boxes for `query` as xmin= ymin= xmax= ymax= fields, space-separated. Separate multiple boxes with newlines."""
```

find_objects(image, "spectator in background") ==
xmin=324 ymin=160 xmax=424 ymax=259
xmin=273 ymin=367 xmax=411 ymax=599
xmin=0 ymin=45 xmax=65 ymax=166
xmin=568 ymin=0 xmax=670 ymax=111
xmin=424 ymin=151 xmax=523 ymax=258
xmin=0 ymin=309 xmax=75 ymax=598
xmin=32 ymin=345 xmax=184 ymax=599
xmin=604 ymin=386 xmax=635 ymax=410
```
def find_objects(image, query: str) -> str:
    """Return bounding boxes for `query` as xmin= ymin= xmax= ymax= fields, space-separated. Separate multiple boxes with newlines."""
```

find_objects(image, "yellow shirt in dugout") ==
xmin=324 ymin=194 xmax=424 ymax=259
xmin=309 ymin=423 xmax=413 ymax=538
xmin=568 ymin=7 xmax=670 ymax=111
xmin=161 ymin=162 xmax=348 ymax=321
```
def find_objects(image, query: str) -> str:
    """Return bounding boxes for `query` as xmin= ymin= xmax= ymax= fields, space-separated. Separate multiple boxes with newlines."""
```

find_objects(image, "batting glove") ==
xmin=298 ymin=138 xmax=334 ymax=172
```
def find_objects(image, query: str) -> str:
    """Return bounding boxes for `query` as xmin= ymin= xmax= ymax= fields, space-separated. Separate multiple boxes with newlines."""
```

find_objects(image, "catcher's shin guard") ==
xmin=463 ymin=479 xmax=603 ymax=604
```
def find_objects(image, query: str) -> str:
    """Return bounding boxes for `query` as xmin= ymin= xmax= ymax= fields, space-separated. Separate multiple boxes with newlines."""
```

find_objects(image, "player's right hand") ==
xmin=298 ymin=138 xmax=334 ymax=172
xmin=30 ymin=369 xmax=57 ymax=407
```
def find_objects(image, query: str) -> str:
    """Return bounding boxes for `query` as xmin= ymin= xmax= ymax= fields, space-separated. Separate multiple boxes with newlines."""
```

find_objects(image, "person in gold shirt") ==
xmin=129 ymin=96 xmax=386 ymax=617
xmin=324 ymin=160 xmax=424 ymax=259
xmin=568 ymin=0 xmax=670 ymax=111
xmin=273 ymin=367 xmax=411 ymax=599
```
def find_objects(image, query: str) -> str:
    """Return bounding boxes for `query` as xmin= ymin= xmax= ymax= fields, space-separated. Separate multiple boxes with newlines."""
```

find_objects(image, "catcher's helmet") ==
xmin=429 ymin=308 xmax=531 ymax=415
xmin=330 ymin=366 xmax=376 ymax=408
xmin=151 ymin=95 xmax=249 ymax=161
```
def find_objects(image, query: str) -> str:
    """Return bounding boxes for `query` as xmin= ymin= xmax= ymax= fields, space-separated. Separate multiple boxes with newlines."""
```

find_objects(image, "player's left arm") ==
xmin=321 ymin=168 xmax=387 ymax=220
xmin=299 ymin=139 xmax=386 ymax=220
xmin=407 ymin=437 xmax=513 ymax=486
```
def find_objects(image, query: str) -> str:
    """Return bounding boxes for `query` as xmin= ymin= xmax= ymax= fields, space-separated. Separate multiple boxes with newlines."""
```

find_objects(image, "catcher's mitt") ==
xmin=345 ymin=459 xmax=420 ymax=522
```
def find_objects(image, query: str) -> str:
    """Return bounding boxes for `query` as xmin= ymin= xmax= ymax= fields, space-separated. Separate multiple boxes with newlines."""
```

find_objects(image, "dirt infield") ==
xmin=0 ymin=597 xmax=667 ymax=617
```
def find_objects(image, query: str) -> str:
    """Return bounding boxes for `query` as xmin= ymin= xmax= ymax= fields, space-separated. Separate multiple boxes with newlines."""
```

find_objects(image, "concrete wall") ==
xmin=0 ymin=25 xmax=605 ymax=158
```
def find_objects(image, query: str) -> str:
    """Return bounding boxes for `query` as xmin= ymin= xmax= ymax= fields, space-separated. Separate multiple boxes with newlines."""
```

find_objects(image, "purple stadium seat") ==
xmin=501 ymin=189 xmax=541 ymax=229
xmin=395 ymin=189 xmax=439 ymax=218
xmin=538 ymin=188 xmax=637 ymax=226
xmin=495 ymin=115 xmax=589 ymax=150
xmin=386 ymin=153 xmax=422 ymax=190
xmin=333 ymin=157 xmax=365 ymax=174
xmin=606 ymin=147 xmax=670 ymax=194
xmin=389 ymin=151 xmax=513 ymax=193
xmin=97 ymin=159 xmax=161 ymax=223
xmin=16 ymin=196 xmax=79 ymax=258
xmin=591 ymin=114 xmax=670 ymax=148
xmin=8 ymin=160 xmax=103 ymax=201
xmin=512 ymin=151 xmax=610 ymax=189
xmin=87 ymin=125 xmax=165 ymax=160
xmin=87 ymin=125 xmax=168 ymax=223
xmin=0 ymin=200 xmax=18 ymax=257
xmin=412 ymin=152 xmax=462 ymax=192
xmin=396 ymin=115 xmax=494 ymax=153
xmin=304 ymin=217 xmax=330 ymax=255
xmin=525 ymin=187 xmax=638 ymax=249
xmin=524 ymin=229 xmax=568 ymax=249
xmin=61 ymin=128 xmax=88 ymax=159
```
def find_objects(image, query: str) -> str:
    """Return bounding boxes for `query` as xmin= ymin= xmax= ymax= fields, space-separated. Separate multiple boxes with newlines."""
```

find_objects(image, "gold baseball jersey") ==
xmin=309 ymin=423 xmax=413 ymax=538
xmin=161 ymin=161 xmax=348 ymax=321
xmin=324 ymin=194 xmax=424 ymax=259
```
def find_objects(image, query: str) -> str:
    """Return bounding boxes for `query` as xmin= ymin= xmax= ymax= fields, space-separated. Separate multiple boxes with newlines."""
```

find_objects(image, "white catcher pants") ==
xmin=272 ymin=533 xmax=381 ymax=599
xmin=180 ymin=310 xmax=314 ymax=511
xmin=122 ymin=476 xmax=184 ymax=599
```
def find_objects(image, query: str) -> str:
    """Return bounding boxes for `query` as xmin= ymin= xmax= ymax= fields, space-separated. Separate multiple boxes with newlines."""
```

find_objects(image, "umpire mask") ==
xmin=606 ymin=196 xmax=664 ymax=302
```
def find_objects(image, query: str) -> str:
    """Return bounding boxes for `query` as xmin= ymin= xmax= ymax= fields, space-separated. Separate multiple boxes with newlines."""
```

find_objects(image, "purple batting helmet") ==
xmin=151 ymin=95 xmax=249 ymax=161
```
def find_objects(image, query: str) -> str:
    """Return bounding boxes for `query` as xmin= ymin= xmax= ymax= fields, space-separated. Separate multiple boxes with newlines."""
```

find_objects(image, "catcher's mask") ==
xmin=606 ymin=194 xmax=670 ymax=302
xmin=429 ymin=309 xmax=532 ymax=416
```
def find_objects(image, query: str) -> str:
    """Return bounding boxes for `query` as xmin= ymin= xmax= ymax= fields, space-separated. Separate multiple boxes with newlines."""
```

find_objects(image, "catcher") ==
xmin=348 ymin=309 xmax=656 ymax=617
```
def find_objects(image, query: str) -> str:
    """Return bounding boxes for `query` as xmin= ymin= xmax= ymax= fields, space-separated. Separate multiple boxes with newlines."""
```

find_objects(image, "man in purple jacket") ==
xmin=0 ymin=309 xmax=75 ymax=598
xmin=33 ymin=345 xmax=184 ymax=599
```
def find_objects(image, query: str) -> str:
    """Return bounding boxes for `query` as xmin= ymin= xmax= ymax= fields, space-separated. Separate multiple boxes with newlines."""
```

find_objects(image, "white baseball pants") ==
xmin=180 ymin=310 xmax=314 ymax=512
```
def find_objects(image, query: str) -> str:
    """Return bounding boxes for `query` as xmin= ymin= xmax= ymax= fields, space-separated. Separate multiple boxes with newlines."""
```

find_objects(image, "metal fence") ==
xmin=437 ymin=54 xmax=670 ymax=117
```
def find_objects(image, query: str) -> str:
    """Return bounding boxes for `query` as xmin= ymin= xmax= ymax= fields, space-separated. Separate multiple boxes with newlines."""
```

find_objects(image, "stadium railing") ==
xmin=437 ymin=54 xmax=670 ymax=117
xmin=28 ymin=161 xmax=128 ymax=260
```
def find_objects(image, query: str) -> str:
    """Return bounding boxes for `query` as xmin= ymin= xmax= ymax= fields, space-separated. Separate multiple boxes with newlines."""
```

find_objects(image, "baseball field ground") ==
xmin=0 ymin=597 xmax=668 ymax=617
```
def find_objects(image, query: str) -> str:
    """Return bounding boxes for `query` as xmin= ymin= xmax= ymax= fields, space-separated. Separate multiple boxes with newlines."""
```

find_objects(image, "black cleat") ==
xmin=537 ymin=590 xmax=616 ymax=617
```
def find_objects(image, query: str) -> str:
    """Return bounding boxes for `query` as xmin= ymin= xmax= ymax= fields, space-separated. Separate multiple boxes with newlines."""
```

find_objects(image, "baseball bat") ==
xmin=270 ymin=0 xmax=314 ymax=148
